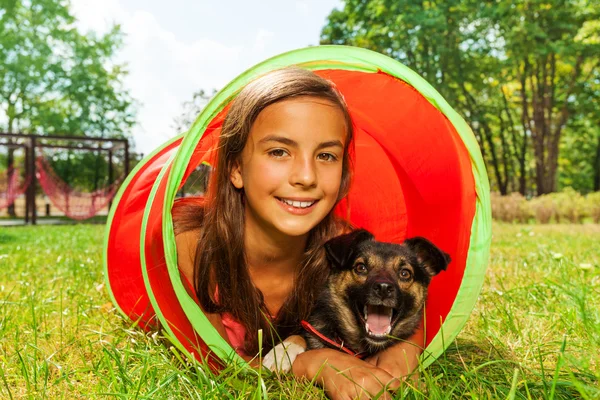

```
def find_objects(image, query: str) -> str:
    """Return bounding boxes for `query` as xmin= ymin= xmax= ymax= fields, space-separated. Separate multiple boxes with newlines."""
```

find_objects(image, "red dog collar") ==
xmin=301 ymin=320 xmax=366 ymax=359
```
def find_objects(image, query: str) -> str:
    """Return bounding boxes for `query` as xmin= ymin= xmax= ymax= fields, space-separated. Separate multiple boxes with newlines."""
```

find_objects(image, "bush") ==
xmin=490 ymin=192 xmax=532 ymax=223
xmin=552 ymin=187 xmax=587 ymax=223
xmin=586 ymin=192 xmax=600 ymax=223
xmin=529 ymin=194 xmax=556 ymax=224
xmin=491 ymin=189 xmax=600 ymax=224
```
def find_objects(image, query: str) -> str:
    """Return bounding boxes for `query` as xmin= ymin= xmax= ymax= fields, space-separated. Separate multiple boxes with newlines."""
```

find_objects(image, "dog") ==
xmin=262 ymin=229 xmax=450 ymax=372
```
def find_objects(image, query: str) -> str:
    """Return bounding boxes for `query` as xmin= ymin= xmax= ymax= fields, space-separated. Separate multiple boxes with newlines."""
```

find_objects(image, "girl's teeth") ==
xmin=281 ymin=199 xmax=315 ymax=208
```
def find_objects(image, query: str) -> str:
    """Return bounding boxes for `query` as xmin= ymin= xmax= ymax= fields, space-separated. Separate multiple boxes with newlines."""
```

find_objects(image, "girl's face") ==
xmin=230 ymin=96 xmax=347 ymax=241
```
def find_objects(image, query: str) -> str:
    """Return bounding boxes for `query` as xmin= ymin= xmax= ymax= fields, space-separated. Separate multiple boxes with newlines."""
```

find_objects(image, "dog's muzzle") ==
xmin=373 ymin=281 xmax=394 ymax=300
xmin=360 ymin=280 xmax=399 ymax=338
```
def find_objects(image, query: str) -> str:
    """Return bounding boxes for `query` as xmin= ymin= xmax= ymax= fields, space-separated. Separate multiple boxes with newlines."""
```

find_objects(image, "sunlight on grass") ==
xmin=0 ymin=223 xmax=598 ymax=398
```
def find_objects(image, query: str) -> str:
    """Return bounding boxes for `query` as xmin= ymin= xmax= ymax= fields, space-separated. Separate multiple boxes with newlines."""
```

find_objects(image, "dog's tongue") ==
xmin=366 ymin=305 xmax=392 ymax=335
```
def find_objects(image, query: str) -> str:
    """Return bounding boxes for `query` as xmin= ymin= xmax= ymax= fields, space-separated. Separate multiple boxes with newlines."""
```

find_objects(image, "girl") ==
xmin=174 ymin=68 xmax=423 ymax=399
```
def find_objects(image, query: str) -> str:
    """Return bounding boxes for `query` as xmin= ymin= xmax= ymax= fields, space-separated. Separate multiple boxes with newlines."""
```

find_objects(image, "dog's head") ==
xmin=323 ymin=229 xmax=450 ymax=352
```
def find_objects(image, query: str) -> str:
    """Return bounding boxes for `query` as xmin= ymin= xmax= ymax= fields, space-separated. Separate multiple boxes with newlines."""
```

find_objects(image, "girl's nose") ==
xmin=290 ymin=155 xmax=317 ymax=188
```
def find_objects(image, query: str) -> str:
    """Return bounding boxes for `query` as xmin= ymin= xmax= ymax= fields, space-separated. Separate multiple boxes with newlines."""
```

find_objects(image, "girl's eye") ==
xmin=317 ymin=153 xmax=338 ymax=162
xmin=268 ymin=149 xmax=288 ymax=158
xmin=353 ymin=263 xmax=368 ymax=276
xmin=399 ymin=269 xmax=412 ymax=281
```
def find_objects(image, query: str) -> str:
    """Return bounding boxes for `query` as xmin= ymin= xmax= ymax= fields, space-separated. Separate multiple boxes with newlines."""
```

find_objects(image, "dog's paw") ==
xmin=262 ymin=340 xmax=306 ymax=373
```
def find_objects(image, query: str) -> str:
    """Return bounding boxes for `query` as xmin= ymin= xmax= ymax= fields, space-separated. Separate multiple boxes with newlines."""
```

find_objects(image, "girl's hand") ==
xmin=262 ymin=335 xmax=307 ymax=373
xmin=366 ymin=324 xmax=424 ymax=382
xmin=292 ymin=348 xmax=400 ymax=400
xmin=364 ymin=341 xmax=422 ymax=382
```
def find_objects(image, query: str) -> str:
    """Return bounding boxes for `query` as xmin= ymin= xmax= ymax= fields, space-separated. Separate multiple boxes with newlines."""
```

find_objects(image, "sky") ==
xmin=71 ymin=0 xmax=344 ymax=155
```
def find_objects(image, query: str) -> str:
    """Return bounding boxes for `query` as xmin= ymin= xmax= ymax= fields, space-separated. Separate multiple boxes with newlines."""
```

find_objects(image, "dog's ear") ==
xmin=325 ymin=229 xmax=374 ymax=268
xmin=404 ymin=237 xmax=451 ymax=277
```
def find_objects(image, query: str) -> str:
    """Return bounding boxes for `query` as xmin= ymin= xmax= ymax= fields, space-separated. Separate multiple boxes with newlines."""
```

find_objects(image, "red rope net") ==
xmin=0 ymin=167 xmax=30 ymax=209
xmin=36 ymin=156 xmax=122 ymax=220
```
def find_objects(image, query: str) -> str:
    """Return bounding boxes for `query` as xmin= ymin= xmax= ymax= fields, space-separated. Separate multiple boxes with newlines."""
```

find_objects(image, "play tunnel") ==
xmin=104 ymin=46 xmax=491 ymax=370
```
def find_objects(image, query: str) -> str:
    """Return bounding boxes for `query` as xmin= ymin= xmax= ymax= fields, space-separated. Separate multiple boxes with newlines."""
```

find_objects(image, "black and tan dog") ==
xmin=263 ymin=229 xmax=450 ymax=372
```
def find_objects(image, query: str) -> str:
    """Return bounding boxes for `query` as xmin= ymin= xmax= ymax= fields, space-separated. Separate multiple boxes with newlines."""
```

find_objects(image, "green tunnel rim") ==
xmin=153 ymin=45 xmax=491 ymax=368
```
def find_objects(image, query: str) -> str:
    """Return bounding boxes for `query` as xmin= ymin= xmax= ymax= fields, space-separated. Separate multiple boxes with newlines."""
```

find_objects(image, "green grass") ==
xmin=0 ymin=223 xmax=598 ymax=399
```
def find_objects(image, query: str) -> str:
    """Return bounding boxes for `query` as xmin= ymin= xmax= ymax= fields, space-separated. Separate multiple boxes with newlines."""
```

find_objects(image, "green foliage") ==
xmin=559 ymin=61 xmax=600 ymax=193
xmin=559 ymin=125 xmax=599 ymax=194
xmin=0 ymin=0 xmax=136 ymax=138
xmin=321 ymin=0 xmax=600 ymax=196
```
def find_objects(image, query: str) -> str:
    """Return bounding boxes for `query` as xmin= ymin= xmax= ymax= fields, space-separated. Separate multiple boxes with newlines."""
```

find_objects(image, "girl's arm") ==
xmin=290 ymin=327 xmax=423 ymax=399
xmin=292 ymin=349 xmax=400 ymax=400
xmin=176 ymin=230 xmax=252 ymax=360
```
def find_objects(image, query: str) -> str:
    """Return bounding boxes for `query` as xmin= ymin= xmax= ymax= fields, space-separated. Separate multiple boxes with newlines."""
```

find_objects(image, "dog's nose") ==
xmin=373 ymin=282 xmax=394 ymax=299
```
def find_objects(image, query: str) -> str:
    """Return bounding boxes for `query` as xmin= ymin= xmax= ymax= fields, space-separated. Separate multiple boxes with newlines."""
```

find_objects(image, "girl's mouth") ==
xmin=276 ymin=197 xmax=319 ymax=214
xmin=277 ymin=198 xmax=317 ymax=208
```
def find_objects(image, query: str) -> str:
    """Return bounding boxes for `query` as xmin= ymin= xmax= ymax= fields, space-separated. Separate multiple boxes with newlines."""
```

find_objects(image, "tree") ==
xmin=172 ymin=89 xmax=216 ymax=134
xmin=1 ymin=0 xmax=65 ymax=134
xmin=321 ymin=0 xmax=528 ymax=195
xmin=1 ymin=0 xmax=136 ymax=214
xmin=558 ymin=59 xmax=600 ymax=193
xmin=31 ymin=28 xmax=136 ymax=138
xmin=321 ymin=0 xmax=468 ymax=100
xmin=487 ymin=0 xmax=600 ymax=194
xmin=321 ymin=0 xmax=600 ymax=195
xmin=0 ymin=0 xmax=136 ymax=138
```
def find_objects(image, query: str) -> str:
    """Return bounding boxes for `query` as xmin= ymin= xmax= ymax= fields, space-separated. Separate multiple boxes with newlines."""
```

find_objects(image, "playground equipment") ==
xmin=0 ymin=133 xmax=129 ymax=223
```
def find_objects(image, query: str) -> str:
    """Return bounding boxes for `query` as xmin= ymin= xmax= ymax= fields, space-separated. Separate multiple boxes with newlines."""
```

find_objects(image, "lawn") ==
xmin=0 ymin=223 xmax=598 ymax=399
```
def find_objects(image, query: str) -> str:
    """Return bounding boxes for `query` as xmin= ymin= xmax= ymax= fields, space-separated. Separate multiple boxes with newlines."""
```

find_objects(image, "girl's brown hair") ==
xmin=174 ymin=68 xmax=354 ymax=355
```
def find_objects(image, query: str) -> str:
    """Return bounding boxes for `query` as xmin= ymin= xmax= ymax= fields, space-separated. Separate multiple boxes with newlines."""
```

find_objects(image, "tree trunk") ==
xmin=459 ymin=80 xmax=508 ymax=194
xmin=531 ymin=74 xmax=552 ymax=195
xmin=497 ymin=109 xmax=513 ymax=192
xmin=537 ymin=55 xmax=585 ymax=195
xmin=519 ymin=132 xmax=528 ymax=195
xmin=522 ymin=59 xmax=549 ymax=195
xmin=480 ymin=121 xmax=508 ymax=195
xmin=594 ymin=133 xmax=600 ymax=192
xmin=532 ymin=130 xmax=549 ymax=194
xmin=501 ymin=86 xmax=527 ymax=194
xmin=517 ymin=64 xmax=532 ymax=195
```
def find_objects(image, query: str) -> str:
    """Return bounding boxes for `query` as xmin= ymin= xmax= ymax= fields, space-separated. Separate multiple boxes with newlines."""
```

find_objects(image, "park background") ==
xmin=1 ymin=0 xmax=599 ymax=398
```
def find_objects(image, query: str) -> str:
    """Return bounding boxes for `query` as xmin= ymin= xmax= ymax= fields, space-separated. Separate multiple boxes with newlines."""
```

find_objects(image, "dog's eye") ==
xmin=353 ymin=263 xmax=368 ymax=275
xmin=399 ymin=268 xmax=412 ymax=280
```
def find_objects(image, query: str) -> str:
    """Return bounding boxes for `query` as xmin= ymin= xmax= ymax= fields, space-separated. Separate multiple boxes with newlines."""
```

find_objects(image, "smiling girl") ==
xmin=174 ymin=68 xmax=422 ymax=399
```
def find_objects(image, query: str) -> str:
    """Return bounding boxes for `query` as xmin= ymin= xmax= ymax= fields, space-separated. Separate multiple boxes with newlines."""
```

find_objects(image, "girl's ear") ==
xmin=230 ymin=162 xmax=244 ymax=189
